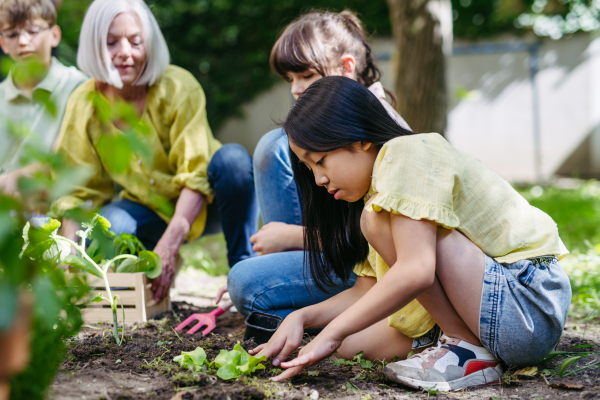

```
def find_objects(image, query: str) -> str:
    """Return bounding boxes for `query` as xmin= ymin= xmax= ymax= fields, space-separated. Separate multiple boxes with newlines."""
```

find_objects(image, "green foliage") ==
xmin=180 ymin=234 xmax=229 ymax=276
xmin=173 ymin=347 xmax=212 ymax=372
xmin=517 ymin=181 xmax=600 ymax=319
xmin=559 ymin=356 xmax=582 ymax=377
xmin=453 ymin=0 xmax=534 ymax=39
xmin=173 ymin=342 xmax=267 ymax=381
xmin=517 ymin=0 xmax=600 ymax=39
xmin=519 ymin=182 xmax=600 ymax=253
xmin=9 ymin=272 xmax=88 ymax=400
xmin=214 ymin=341 xmax=267 ymax=380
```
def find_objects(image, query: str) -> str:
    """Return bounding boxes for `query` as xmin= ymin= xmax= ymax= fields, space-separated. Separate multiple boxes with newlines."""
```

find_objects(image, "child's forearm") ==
xmin=299 ymin=276 xmax=377 ymax=329
xmin=324 ymin=258 xmax=434 ymax=341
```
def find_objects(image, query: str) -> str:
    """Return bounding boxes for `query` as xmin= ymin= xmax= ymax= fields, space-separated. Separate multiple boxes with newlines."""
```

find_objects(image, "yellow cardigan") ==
xmin=52 ymin=65 xmax=222 ymax=241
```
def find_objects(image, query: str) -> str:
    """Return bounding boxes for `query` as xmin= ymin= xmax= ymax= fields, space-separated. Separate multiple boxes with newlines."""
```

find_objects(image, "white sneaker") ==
xmin=384 ymin=335 xmax=503 ymax=392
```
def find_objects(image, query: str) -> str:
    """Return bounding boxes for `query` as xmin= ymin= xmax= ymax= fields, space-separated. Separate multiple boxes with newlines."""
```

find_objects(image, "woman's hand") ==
xmin=151 ymin=240 xmax=179 ymax=303
xmin=250 ymin=222 xmax=304 ymax=255
xmin=249 ymin=310 xmax=306 ymax=370
xmin=151 ymin=188 xmax=204 ymax=303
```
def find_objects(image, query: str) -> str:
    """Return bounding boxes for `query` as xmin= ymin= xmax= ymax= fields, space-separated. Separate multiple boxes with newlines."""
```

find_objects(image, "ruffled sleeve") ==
xmin=366 ymin=134 xmax=460 ymax=229
xmin=353 ymin=245 xmax=377 ymax=277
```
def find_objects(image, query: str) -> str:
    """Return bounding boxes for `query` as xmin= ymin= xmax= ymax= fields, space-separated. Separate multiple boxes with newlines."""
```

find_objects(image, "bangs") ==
xmin=270 ymin=23 xmax=326 ymax=81
xmin=0 ymin=0 xmax=56 ymax=29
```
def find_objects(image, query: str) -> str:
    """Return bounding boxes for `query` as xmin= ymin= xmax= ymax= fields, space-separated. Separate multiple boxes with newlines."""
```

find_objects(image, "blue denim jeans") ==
xmin=228 ymin=128 xmax=356 ymax=320
xmin=100 ymin=143 xmax=258 ymax=267
xmin=480 ymin=255 xmax=571 ymax=367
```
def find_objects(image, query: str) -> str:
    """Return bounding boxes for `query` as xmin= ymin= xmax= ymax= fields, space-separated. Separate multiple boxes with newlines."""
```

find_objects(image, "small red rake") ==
xmin=175 ymin=301 xmax=234 ymax=335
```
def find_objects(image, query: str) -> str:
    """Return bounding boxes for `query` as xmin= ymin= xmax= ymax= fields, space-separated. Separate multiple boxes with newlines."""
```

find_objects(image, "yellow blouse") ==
xmin=51 ymin=65 xmax=222 ymax=241
xmin=366 ymin=133 xmax=568 ymax=263
xmin=355 ymin=132 xmax=568 ymax=338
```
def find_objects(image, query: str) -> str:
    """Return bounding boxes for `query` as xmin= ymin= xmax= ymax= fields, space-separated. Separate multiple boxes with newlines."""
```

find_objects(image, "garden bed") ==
xmin=48 ymin=301 xmax=600 ymax=400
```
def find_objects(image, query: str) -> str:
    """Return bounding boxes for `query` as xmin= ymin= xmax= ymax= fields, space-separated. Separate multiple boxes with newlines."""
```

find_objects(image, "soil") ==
xmin=48 ymin=301 xmax=600 ymax=400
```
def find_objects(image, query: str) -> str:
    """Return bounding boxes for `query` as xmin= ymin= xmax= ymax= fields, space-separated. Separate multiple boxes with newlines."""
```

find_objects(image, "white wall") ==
xmin=447 ymin=33 xmax=600 ymax=182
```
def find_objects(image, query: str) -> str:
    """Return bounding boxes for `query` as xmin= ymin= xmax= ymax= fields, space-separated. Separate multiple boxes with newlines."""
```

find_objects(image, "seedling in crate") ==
xmin=20 ymin=214 xmax=162 ymax=345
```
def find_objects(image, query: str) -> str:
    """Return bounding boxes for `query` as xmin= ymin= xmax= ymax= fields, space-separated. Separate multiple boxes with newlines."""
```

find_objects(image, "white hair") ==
xmin=77 ymin=0 xmax=170 ymax=89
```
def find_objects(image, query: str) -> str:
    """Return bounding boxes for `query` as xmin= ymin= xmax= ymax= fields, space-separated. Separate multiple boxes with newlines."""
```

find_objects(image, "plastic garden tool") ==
xmin=175 ymin=301 xmax=233 ymax=335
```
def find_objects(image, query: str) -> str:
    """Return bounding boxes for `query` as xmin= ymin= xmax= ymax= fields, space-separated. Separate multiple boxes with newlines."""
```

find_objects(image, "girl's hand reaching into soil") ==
xmin=249 ymin=310 xmax=306 ymax=372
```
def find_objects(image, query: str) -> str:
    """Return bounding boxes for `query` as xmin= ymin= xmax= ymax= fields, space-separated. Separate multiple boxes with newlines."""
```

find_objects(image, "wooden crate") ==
xmin=80 ymin=272 xmax=171 ymax=323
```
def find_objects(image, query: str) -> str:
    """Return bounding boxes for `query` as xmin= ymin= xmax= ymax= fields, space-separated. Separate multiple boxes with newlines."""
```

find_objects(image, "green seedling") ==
xmin=173 ymin=342 xmax=267 ymax=380
xmin=354 ymin=351 xmax=374 ymax=369
xmin=20 ymin=214 xmax=162 ymax=345
xmin=344 ymin=382 xmax=359 ymax=392
xmin=214 ymin=341 xmax=267 ymax=380
xmin=173 ymin=347 xmax=213 ymax=372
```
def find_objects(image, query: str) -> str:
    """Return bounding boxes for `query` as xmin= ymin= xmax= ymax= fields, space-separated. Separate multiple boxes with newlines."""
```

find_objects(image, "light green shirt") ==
xmin=0 ymin=57 xmax=88 ymax=174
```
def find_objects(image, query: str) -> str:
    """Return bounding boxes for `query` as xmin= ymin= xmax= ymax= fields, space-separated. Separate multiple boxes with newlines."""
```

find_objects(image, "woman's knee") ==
xmin=99 ymin=203 xmax=137 ymax=236
xmin=208 ymin=144 xmax=254 ymax=192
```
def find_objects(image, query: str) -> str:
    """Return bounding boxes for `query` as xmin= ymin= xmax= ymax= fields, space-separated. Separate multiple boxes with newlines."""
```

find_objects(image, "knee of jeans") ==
xmin=227 ymin=262 xmax=256 ymax=317
xmin=99 ymin=204 xmax=137 ymax=236
xmin=254 ymin=128 xmax=288 ymax=174
xmin=209 ymin=144 xmax=254 ymax=187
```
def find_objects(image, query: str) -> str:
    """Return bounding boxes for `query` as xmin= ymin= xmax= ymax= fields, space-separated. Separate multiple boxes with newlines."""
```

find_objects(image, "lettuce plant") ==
xmin=173 ymin=347 xmax=213 ymax=372
xmin=20 ymin=214 xmax=162 ymax=345
xmin=173 ymin=342 xmax=267 ymax=380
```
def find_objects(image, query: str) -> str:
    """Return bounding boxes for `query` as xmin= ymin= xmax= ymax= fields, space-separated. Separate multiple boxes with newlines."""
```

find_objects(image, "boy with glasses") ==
xmin=0 ymin=0 xmax=86 ymax=196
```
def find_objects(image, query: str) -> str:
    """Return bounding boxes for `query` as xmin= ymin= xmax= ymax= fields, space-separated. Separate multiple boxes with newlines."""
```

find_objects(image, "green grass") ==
xmin=518 ymin=181 xmax=600 ymax=319
xmin=518 ymin=181 xmax=600 ymax=253
xmin=179 ymin=233 xmax=229 ymax=276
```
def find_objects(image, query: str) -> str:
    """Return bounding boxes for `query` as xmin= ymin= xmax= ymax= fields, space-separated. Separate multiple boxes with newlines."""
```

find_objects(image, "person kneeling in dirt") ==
xmin=52 ymin=0 xmax=257 ymax=303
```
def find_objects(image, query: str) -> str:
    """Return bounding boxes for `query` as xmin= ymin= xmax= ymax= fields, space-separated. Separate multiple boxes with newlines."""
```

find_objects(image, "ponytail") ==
xmin=338 ymin=11 xmax=397 ymax=108
xmin=270 ymin=9 xmax=397 ymax=108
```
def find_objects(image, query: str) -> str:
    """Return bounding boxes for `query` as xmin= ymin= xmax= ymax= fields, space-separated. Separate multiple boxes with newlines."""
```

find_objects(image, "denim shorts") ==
xmin=479 ymin=255 xmax=572 ymax=367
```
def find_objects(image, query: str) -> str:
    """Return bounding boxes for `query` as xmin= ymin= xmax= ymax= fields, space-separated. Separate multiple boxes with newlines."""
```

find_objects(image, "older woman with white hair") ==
xmin=53 ymin=0 xmax=257 ymax=302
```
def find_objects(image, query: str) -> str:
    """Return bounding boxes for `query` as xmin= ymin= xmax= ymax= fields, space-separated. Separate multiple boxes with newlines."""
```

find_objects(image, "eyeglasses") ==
xmin=0 ymin=25 xmax=53 ymax=44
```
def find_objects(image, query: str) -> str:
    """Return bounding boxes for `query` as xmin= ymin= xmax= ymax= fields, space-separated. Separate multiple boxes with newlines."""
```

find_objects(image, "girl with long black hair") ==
xmin=250 ymin=76 xmax=571 ymax=392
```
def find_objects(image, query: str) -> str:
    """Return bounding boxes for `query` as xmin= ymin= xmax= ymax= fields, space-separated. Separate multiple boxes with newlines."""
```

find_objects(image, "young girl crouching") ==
xmin=250 ymin=76 xmax=571 ymax=392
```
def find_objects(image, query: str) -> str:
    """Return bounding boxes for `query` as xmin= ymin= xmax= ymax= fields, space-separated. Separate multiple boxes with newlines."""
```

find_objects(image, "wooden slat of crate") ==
xmin=86 ymin=273 xmax=138 ymax=288
xmin=88 ymin=290 xmax=137 ymax=306
xmin=80 ymin=272 xmax=171 ymax=323
xmin=81 ymin=307 xmax=144 ymax=324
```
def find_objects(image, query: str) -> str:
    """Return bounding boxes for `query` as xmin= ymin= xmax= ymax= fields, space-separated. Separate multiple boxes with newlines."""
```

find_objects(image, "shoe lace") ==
xmin=411 ymin=335 xmax=451 ymax=362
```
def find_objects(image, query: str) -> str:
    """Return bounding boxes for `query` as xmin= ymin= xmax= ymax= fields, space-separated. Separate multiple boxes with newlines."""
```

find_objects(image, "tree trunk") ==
xmin=386 ymin=0 xmax=452 ymax=135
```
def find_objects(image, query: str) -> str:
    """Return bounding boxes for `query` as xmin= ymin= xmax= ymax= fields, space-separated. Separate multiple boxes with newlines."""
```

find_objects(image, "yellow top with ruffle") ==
xmin=354 ymin=133 xmax=568 ymax=338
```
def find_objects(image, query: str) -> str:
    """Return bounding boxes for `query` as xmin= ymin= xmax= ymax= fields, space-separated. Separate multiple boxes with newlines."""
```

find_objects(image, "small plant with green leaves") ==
xmin=173 ymin=341 xmax=267 ymax=380
xmin=20 ymin=214 xmax=162 ymax=345
xmin=173 ymin=347 xmax=213 ymax=372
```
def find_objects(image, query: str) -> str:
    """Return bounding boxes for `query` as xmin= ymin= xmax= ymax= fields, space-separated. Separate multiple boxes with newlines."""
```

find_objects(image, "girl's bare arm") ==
xmin=251 ymin=276 xmax=376 ymax=363
xmin=274 ymin=215 xmax=437 ymax=379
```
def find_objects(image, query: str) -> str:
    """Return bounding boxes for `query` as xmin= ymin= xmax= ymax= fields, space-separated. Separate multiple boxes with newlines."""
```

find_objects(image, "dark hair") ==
xmin=283 ymin=76 xmax=415 ymax=292
xmin=270 ymin=10 xmax=397 ymax=107
xmin=0 ymin=0 xmax=56 ymax=30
